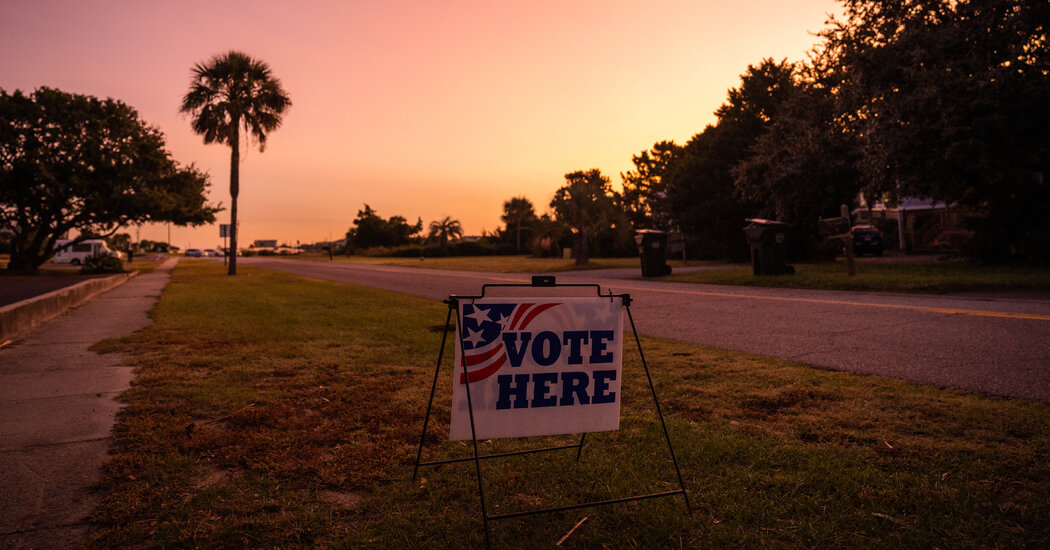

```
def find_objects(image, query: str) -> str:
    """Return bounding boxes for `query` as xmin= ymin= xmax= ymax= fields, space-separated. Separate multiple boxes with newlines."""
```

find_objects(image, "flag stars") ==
xmin=463 ymin=328 xmax=487 ymax=347
xmin=465 ymin=305 xmax=493 ymax=326
xmin=493 ymin=312 xmax=510 ymax=329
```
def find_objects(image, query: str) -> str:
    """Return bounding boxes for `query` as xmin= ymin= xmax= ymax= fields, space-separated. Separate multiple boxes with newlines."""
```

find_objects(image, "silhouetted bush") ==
xmin=356 ymin=240 xmax=519 ymax=258
xmin=80 ymin=253 xmax=124 ymax=274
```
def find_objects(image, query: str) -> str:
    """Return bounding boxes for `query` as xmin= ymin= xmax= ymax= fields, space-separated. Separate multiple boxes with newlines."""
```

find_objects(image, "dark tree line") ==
xmin=624 ymin=0 xmax=1049 ymax=262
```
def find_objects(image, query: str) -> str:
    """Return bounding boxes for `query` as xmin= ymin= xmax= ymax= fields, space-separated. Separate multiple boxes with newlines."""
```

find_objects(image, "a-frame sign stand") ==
xmin=412 ymin=276 xmax=690 ymax=548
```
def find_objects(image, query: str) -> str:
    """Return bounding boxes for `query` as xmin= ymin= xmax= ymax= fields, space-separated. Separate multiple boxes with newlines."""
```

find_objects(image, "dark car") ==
xmin=851 ymin=225 xmax=883 ymax=256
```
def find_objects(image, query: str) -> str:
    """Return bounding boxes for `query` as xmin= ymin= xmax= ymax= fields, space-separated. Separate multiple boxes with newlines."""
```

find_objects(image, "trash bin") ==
xmin=743 ymin=219 xmax=794 ymax=275
xmin=635 ymin=230 xmax=672 ymax=277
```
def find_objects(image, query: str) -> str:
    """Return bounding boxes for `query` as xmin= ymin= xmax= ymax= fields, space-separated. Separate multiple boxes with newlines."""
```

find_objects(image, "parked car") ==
xmin=204 ymin=249 xmax=223 ymax=257
xmin=52 ymin=239 xmax=120 ymax=266
xmin=185 ymin=248 xmax=203 ymax=258
xmin=851 ymin=225 xmax=884 ymax=256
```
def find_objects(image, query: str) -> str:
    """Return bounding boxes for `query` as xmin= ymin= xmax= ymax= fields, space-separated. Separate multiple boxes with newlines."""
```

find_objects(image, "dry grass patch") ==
xmin=664 ymin=258 xmax=1050 ymax=293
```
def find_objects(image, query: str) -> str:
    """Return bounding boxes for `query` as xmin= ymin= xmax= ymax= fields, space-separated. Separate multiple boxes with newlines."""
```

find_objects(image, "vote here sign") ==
xmin=450 ymin=297 xmax=623 ymax=441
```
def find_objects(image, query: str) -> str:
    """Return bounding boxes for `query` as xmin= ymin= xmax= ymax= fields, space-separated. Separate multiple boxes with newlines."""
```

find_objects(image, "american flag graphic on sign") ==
xmin=458 ymin=302 xmax=561 ymax=384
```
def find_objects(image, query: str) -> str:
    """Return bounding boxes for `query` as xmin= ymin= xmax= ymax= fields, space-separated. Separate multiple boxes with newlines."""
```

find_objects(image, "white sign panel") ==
xmin=450 ymin=297 xmax=623 ymax=441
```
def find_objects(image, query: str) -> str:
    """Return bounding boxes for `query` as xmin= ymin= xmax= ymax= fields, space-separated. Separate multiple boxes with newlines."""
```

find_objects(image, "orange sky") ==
xmin=1 ymin=0 xmax=842 ymax=250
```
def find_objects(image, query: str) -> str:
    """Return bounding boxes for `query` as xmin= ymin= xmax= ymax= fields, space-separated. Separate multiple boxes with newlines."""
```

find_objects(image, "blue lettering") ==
xmin=531 ymin=331 xmax=561 ymax=366
xmin=502 ymin=332 xmax=532 ymax=367
xmin=494 ymin=371 xmax=619 ymax=408
xmin=496 ymin=373 xmax=531 ymax=409
xmin=559 ymin=371 xmax=591 ymax=406
xmin=592 ymin=369 xmax=617 ymax=404
xmin=531 ymin=372 xmax=558 ymax=407
xmin=589 ymin=331 xmax=614 ymax=364
xmin=562 ymin=331 xmax=589 ymax=365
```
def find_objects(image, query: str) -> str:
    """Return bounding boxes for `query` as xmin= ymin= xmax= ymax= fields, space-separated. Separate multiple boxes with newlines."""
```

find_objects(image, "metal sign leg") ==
xmin=625 ymin=303 xmax=692 ymax=514
xmin=412 ymin=304 xmax=454 ymax=482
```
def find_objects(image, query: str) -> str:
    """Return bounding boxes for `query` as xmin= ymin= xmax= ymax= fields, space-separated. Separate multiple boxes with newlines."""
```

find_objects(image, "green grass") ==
xmin=666 ymin=258 xmax=1050 ymax=293
xmin=89 ymin=262 xmax=1050 ymax=548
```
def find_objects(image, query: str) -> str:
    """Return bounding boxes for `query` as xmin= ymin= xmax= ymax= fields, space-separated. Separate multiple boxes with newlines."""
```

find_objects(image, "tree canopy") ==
xmin=661 ymin=59 xmax=797 ymax=260
xmin=500 ymin=196 xmax=538 ymax=252
xmin=821 ymin=0 xmax=1050 ymax=261
xmin=550 ymin=169 xmax=624 ymax=265
xmin=620 ymin=140 xmax=681 ymax=231
xmin=428 ymin=216 xmax=463 ymax=249
xmin=345 ymin=204 xmax=422 ymax=250
xmin=0 ymin=87 xmax=218 ymax=271
xmin=622 ymin=0 xmax=1048 ymax=262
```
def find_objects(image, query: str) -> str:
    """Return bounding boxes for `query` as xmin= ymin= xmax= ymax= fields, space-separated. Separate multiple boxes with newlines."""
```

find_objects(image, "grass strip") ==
xmin=665 ymin=259 xmax=1050 ymax=294
xmin=288 ymin=253 xmax=664 ymax=273
xmin=290 ymin=253 xmax=1050 ymax=294
xmin=89 ymin=261 xmax=1050 ymax=548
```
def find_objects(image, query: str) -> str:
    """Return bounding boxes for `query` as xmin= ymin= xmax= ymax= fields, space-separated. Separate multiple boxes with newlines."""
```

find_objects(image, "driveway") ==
xmin=240 ymin=258 xmax=1050 ymax=402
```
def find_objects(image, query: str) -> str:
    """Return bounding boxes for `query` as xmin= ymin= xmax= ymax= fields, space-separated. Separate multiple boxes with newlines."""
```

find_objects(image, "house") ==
xmin=854 ymin=196 xmax=973 ymax=253
xmin=252 ymin=239 xmax=278 ymax=250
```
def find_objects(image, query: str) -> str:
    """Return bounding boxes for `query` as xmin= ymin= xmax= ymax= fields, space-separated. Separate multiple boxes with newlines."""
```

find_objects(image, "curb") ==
xmin=0 ymin=271 xmax=140 ymax=342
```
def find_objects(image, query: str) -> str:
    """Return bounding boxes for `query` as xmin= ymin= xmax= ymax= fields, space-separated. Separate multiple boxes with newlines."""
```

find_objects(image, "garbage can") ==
xmin=743 ymin=219 xmax=793 ymax=275
xmin=635 ymin=230 xmax=672 ymax=277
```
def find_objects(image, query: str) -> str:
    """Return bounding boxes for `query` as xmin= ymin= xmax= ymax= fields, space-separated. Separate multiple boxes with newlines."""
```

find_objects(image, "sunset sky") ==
xmin=2 ymin=0 xmax=842 ymax=250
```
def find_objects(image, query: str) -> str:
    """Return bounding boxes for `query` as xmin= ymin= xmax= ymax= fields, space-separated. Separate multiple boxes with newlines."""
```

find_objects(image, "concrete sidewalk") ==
xmin=0 ymin=259 xmax=177 ymax=549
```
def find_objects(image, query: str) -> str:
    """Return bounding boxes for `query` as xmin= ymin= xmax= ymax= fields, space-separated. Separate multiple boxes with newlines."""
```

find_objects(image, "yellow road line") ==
xmin=622 ymin=284 xmax=1050 ymax=321
xmin=478 ymin=276 xmax=1050 ymax=321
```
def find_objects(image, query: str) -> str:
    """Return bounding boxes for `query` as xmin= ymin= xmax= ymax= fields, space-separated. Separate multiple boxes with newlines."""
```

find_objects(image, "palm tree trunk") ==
xmin=228 ymin=123 xmax=240 ymax=276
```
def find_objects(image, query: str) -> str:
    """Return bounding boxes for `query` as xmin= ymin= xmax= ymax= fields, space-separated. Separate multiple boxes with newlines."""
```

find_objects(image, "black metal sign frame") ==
xmin=411 ymin=276 xmax=690 ymax=547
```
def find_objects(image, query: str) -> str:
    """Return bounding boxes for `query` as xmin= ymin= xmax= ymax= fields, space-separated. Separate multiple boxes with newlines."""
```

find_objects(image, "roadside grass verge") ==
xmin=290 ymin=253 xmax=704 ymax=273
xmin=90 ymin=262 xmax=1050 ymax=547
xmin=665 ymin=258 xmax=1050 ymax=294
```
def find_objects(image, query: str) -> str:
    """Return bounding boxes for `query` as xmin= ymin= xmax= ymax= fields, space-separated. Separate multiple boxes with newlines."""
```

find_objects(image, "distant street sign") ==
xmin=220 ymin=224 xmax=231 ymax=238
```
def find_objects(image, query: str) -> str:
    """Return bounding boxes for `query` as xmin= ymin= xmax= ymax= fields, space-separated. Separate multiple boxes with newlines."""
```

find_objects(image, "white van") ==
xmin=52 ymin=239 xmax=120 ymax=266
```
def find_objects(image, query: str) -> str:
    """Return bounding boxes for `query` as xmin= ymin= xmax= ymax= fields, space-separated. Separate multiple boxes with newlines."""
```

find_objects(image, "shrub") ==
xmin=357 ymin=240 xmax=520 ymax=258
xmin=80 ymin=253 xmax=125 ymax=274
xmin=451 ymin=240 xmax=492 ymax=256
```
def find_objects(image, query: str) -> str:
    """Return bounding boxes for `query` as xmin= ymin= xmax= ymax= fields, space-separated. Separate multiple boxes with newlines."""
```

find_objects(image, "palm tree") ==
xmin=180 ymin=51 xmax=291 ymax=275
xmin=428 ymin=216 xmax=463 ymax=251
xmin=500 ymin=196 xmax=537 ymax=253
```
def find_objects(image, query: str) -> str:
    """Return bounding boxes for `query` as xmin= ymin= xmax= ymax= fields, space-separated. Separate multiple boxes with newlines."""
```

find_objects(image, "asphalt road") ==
xmin=240 ymin=257 xmax=1050 ymax=402
xmin=0 ymin=274 xmax=94 ymax=307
